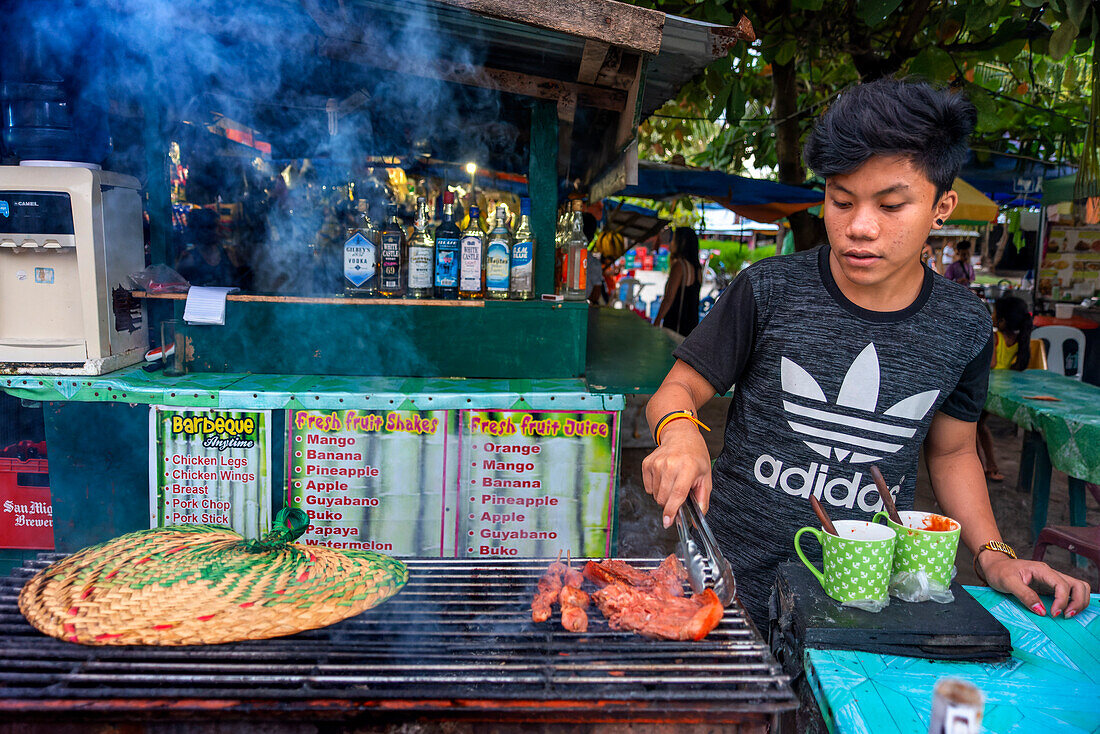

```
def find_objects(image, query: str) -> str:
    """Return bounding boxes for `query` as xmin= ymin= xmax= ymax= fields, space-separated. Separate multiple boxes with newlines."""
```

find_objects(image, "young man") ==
xmin=642 ymin=78 xmax=1091 ymax=626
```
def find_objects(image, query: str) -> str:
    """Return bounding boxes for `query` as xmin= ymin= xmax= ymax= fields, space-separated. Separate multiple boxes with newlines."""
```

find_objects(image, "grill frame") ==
xmin=1 ymin=555 xmax=796 ymax=725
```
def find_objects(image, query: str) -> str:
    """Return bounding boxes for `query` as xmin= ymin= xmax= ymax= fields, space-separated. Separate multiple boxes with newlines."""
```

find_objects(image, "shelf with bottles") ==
xmin=131 ymin=290 xmax=584 ymax=310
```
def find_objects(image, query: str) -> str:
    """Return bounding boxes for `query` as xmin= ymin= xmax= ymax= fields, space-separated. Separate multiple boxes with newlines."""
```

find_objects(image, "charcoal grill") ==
xmin=0 ymin=556 xmax=796 ymax=729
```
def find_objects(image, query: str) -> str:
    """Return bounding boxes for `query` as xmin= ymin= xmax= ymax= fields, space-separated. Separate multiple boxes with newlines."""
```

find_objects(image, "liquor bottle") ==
xmin=407 ymin=196 xmax=434 ymax=298
xmin=485 ymin=204 xmax=512 ymax=300
xmin=433 ymin=191 xmax=461 ymax=299
xmin=554 ymin=209 xmax=567 ymax=296
xmin=343 ymin=200 xmax=379 ymax=297
xmin=379 ymin=205 xmax=406 ymax=298
xmin=459 ymin=205 xmax=485 ymax=300
xmin=510 ymin=197 xmax=535 ymax=300
xmin=564 ymin=199 xmax=588 ymax=301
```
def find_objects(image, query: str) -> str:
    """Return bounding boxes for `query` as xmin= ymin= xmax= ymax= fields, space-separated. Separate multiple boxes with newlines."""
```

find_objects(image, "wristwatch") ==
xmin=973 ymin=541 xmax=1017 ymax=584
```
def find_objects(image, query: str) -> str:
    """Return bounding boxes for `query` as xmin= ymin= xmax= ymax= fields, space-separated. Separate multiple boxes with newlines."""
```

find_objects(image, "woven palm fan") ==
xmin=18 ymin=508 xmax=407 ymax=645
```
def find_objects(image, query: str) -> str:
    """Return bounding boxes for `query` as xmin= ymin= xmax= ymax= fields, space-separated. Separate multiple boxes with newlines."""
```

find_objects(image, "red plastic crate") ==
xmin=0 ymin=456 xmax=54 ymax=550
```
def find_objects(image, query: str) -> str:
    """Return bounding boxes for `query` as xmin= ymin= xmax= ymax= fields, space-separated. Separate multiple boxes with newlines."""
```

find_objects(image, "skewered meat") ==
xmin=533 ymin=554 xmax=723 ymax=640
xmin=531 ymin=556 xmax=564 ymax=623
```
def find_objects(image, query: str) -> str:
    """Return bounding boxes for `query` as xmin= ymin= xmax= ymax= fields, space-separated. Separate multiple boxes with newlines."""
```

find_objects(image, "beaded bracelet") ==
xmin=653 ymin=410 xmax=711 ymax=446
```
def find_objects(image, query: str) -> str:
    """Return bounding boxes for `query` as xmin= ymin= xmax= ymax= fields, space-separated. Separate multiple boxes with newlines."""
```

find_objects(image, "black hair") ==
xmin=803 ymin=77 xmax=977 ymax=200
xmin=957 ymin=240 xmax=972 ymax=252
xmin=672 ymin=227 xmax=701 ymax=273
xmin=994 ymin=295 xmax=1032 ymax=371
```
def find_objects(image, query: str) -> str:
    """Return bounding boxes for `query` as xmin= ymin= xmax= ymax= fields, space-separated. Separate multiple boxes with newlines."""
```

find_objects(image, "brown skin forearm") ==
xmin=924 ymin=411 xmax=1091 ymax=616
xmin=925 ymin=439 xmax=1002 ymax=560
xmin=642 ymin=361 xmax=719 ymax=524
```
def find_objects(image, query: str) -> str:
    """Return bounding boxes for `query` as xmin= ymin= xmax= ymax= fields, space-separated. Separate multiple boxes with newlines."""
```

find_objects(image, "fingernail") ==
xmin=1066 ymin=610 xmax=1077 ymax=618
xmin=662 ymin=515 xmax=672 ymax=529
xmin=1031 ymin=603 xmax=1046 ymax=616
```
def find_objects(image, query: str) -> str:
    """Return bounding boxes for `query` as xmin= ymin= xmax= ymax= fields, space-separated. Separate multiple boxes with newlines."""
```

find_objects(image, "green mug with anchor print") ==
xmin=794 ymin=520 xmax=897 ymax=604
xmin=873 ymin=510 xmax=961 ymax=588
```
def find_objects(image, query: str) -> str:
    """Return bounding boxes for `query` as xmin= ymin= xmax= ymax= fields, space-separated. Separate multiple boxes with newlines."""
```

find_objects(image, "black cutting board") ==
xmin=773 ymin=562 xmax=1011 ymax=661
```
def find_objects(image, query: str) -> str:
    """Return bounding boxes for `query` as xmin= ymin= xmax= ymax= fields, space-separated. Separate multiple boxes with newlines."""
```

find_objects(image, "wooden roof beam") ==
xmin=319 ymin=38 xmax=627 ymax=112
xmin=435 ymin=0 xmax=665 ymax=55
xmin=577 ymin=40 xmax=611 ymax=85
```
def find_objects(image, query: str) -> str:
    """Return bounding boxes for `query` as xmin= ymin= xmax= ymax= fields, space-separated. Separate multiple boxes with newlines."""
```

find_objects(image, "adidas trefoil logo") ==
xmin=780 ymin=343 xmax=939 ymax=464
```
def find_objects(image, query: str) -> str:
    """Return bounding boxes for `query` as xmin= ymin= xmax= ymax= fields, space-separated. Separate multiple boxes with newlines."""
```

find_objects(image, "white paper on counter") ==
xmin=183 ymin=286 xmax=238 ymax=325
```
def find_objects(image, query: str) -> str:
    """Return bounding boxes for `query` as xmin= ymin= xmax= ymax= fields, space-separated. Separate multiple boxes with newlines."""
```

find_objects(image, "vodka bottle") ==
xmin=459 ymin=205 xmax=485 ymax=300
xmin=564 ymin=199 xmax=588 ymax=301
xmin=510 ymin=198 xmax=534 ymax=299
xmin=407 ymin=197 xmax=434 ymax=298
xmin=433 ymin=192 xmax=461 ymax=299
xmin=378 ymin=205 xmax=406 ymax=298
xmin=343 ymin=200 xmax=379 ymax=297
xmin=485 ymin=204 xmax=512 ymax=299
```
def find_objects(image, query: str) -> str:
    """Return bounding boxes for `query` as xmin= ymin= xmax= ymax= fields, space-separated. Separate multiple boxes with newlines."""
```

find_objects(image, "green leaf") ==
xmin=855 ymin=0 xmax=903 ymax=27
xmin=708 ymin=86 xmax=732 ymax=122
xmin=775 ymin=39 xmax=799 ymax=66
xmin=1049 ymin=19 xmax=1079 ymax=59
xmin=725 ymin=86 xmax=748 ymax=127
xmin=908 ymin=46 xmax=955 ymax=81
xmin=792 ymin=0 xmax=825 ymax=9
xmin=1066 ymin=0 xmax=1090 ymax=26
xmin=1019 ymin=0 xmax=1045 ymax=7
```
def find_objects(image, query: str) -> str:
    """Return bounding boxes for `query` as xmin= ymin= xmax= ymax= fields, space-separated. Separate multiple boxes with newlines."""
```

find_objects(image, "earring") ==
xmin=935 ymin=218 xmax=944 ymax=226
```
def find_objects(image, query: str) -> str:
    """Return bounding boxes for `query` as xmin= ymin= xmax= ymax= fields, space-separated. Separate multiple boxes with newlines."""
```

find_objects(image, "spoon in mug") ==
xmin=869 ymin=465 xmax=903 ymax=525
xmin=809 ymin=494 xmax=838 ymax=536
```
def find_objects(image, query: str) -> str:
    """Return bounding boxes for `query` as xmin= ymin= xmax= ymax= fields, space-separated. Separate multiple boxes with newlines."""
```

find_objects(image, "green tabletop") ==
xmin=806 ymin=587 xmax=1100 ymax=733
xmin=0 ymin=366 xmax=624 ymax=411
xmin=585 ymin=307 xmax=678 ymax=394
xmin=985 ymin=370 xmax=1100 ymax=485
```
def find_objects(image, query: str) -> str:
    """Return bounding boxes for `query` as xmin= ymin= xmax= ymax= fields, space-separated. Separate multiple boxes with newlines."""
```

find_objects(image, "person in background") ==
xmin=944 ymin=239 xmax=975 ymax=286
xmin=977 ymin=296 xmax=1032 ymax=481
xmin=175 ymin=207 xmax=237 ymax=287
xmin=921 ymin=239 xmax=940 ymax=274
xmin=941 ymin=239 xmax=955 ymax=268
xmin=653 ymin=227 xmax=703 ymax=337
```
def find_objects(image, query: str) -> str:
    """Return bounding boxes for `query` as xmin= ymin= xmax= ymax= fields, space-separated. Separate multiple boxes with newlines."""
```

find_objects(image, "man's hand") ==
xmin=641 ymin=421 xmax=712 ymax=528
xmin=980 ymin=553 xmax=1092 ymax=618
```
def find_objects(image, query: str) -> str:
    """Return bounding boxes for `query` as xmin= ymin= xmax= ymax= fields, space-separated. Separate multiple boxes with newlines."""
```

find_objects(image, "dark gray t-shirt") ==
xmin=674 ymin=245 xmax=993 ymax=624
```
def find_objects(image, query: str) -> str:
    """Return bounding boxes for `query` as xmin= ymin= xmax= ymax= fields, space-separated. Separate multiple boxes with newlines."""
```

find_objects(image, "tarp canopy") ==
xmin=619 ymin=160 xmax=823 ymax=222
xmin=600 ymin=199 xmax=669 ymax=243
xmin=948 ymin=178 xmax=998 ymax=225
xmin=960 ymin=154 xmax=1075 ymax=204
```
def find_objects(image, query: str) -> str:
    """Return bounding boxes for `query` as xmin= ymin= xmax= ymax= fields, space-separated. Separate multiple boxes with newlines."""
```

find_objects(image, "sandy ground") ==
xmin=617 ymin=397 xmax=1098 ymax=589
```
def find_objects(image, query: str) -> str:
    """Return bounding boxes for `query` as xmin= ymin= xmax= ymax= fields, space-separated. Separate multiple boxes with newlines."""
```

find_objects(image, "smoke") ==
xmin=2 ymin=0 xmax=521 ymax=297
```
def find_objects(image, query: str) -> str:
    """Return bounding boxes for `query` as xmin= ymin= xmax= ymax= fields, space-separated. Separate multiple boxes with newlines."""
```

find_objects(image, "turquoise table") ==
xmin=805 ymin=587 xmax=1100 ymax=733
xmin=985 ymin=370 xmax=1100 ymax=541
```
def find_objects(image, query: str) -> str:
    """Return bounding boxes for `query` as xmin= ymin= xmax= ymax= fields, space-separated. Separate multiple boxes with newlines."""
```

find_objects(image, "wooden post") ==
xmin=530 ymin=100 xmax=558 ymax=297
xmin=142 ymin=72 xmax=172 ymax=268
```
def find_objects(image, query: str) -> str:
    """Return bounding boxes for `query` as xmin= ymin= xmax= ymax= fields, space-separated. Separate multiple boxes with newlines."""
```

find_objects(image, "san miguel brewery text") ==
xmin=3 ymin=500 xmax=52 ymax=528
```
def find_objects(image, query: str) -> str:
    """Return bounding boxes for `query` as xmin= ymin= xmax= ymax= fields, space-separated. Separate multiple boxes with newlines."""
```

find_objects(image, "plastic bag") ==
xmin=888 ymin=568 xmax=956 ymax=604
xmin=129 ymin=264 xmax=190 ymax=294
xmin=841 ymin=597 xmax=890 ymax=613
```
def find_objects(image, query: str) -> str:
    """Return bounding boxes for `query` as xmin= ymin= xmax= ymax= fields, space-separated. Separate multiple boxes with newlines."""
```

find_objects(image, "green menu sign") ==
xmin=286 ymin=408 xmax=618 ymax=557
xmin=150 ymin=407 xmax=272 ymax=539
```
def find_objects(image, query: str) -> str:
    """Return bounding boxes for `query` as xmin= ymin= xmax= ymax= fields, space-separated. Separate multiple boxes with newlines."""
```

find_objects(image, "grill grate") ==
xmin=0 ymin=555 xmax=796 ymax=722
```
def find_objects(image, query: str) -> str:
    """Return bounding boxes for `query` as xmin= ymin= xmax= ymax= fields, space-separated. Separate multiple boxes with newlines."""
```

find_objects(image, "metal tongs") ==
xmin=675 ymin=496 xmax=736 ymax=606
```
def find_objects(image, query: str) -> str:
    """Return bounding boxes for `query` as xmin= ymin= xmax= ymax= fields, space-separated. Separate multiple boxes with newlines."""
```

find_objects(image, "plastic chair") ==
xmin=1032 ymin=326 xmax=1086 ymax=379
xmin=1032 ymin=483 xmax=1100 ymax=589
